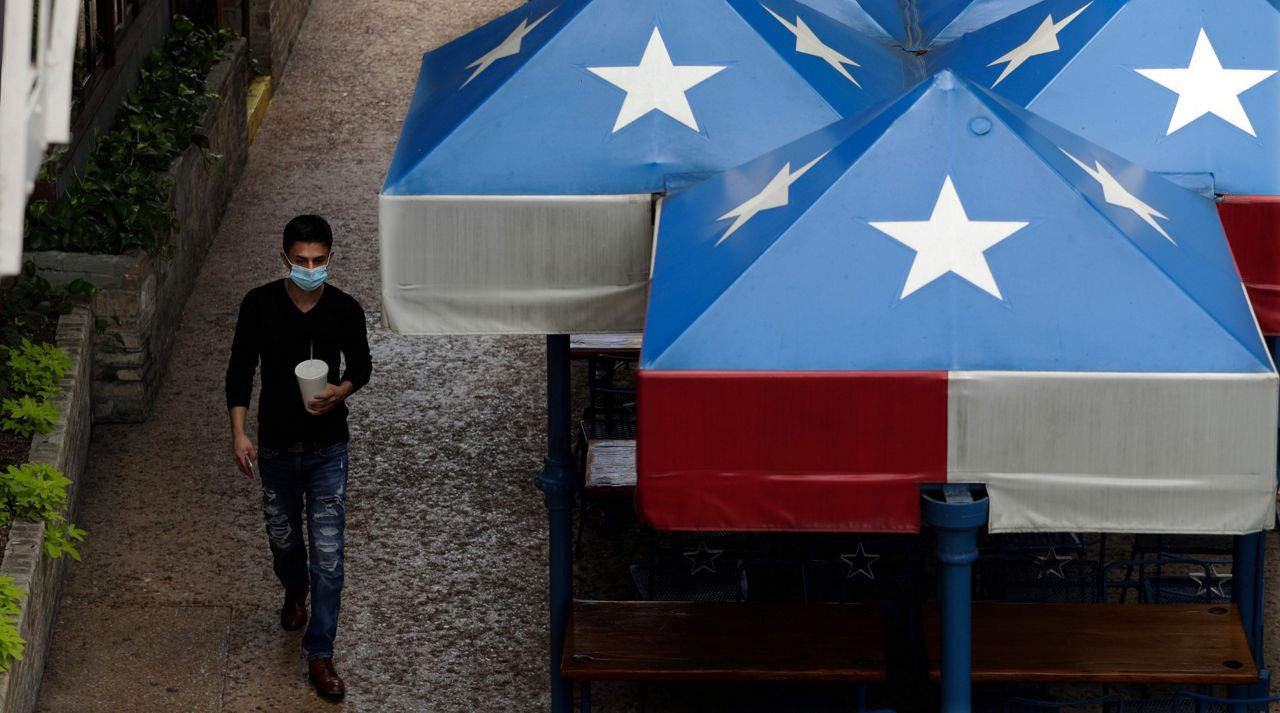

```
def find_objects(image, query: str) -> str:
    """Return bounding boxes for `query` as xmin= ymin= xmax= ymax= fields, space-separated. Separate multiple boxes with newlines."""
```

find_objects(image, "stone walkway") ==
xmin=28 ymin=1 xmax=1280 ymax=711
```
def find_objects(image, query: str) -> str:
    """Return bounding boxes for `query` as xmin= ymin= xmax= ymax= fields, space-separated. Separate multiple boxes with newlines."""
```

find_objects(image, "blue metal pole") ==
xmin=534 ymin=334 xmax=577 ymax=713
xmin=1231 ymin=531 xmax=1267 ymax=708
xmin=923 ymin=485 xmax=989 ymax=713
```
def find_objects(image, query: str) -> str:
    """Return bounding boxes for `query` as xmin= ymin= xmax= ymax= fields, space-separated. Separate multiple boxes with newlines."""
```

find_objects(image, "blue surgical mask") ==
xmin=289 ymin=264 xmax=328 ymax=291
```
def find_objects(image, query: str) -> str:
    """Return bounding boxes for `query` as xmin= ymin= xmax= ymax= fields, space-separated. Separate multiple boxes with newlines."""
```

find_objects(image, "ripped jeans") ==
xmin=258 ymin=441 xmax=348 ymax=659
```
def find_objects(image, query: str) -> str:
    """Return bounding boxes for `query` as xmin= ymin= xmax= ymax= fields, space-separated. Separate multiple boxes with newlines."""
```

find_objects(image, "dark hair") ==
xmin=282 ymin=214 xmax=333 ymax=252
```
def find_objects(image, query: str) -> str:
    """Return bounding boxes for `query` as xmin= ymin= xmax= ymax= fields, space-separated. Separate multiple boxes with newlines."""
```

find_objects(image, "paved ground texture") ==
xmin=30 ymin=1 xmax=1280 ymax=712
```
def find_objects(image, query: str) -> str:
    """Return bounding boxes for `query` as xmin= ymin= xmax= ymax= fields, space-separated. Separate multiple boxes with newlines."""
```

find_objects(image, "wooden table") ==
xmin=562 ymin=600 xmax=886 ymax=682
xmin=584 ymin=439 xmax=636 ymax=495
xmin=569 ymin=332 xmax=641 ymax=359
xmin=925 ymin=602 xmax=1257 ymax=684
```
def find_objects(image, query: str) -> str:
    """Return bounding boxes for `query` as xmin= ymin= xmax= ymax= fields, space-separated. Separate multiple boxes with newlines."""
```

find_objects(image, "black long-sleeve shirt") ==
xmin=226 ymin=280 xmax=372 ymax=447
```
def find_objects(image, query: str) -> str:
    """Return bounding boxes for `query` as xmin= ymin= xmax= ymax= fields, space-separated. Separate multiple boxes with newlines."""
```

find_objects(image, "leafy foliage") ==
xmin=0 ymin=263 xmax=92 ymax=347
xmin=0 ymin=264 xmax=93 ymax=394
xmin=24 ymin=16 xmax=236 ymax=255
xmin=42 ymin=519 xmax=86 ymax=561
xmin=0 ymin=576 xmax=26 ymax=672
xmin=6 ymin=339 xmax=71 ymax=399
xmin=0 ymin=398 xmax=58 ymax=439
xmin=1 ymin=464 xmax=68 ymax=520
xmin=0 ymin=464 xmax=84 ymax=561
xmin=0 ymin=267 xmax=90 ymax=676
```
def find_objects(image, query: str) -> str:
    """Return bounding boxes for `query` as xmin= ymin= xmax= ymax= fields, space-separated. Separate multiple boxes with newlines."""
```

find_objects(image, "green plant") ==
xmin=0 ymin=576 xmax=27 ymax=671
xmin=0 ymin=263 xmax=93 ymax=346
xmin=93 ymin=317 xmax=125 ymax=347
xmin=34 ymin=144 xmax=68 ymax=183
xmin=0 ymin=398 xmax=57 ymax=439
xmin=7 ymin=339 xmax=71 ymax=398
xmin=25 ymin=159 xmax=178 ymax=256
xmin=0 ymin=464 xmax=84 ymax=560
xmin=23 ymin=16 xmax=235 ymax=255
xmin=42 ymin=517 xmax=86 ymax=561
xmin=0 ymin=264 xmax=93 ymax=392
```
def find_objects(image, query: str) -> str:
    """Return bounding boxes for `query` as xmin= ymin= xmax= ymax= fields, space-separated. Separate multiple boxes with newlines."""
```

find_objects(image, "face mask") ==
xmin=289 ymin=264 xmax=328 ymax=292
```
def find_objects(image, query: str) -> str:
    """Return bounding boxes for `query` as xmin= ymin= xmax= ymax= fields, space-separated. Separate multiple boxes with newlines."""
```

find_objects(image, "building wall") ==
xmin=248 ymin=0 xmax=311 ymax=81
xmin=56 ymin=3 xmax=171 ymax=195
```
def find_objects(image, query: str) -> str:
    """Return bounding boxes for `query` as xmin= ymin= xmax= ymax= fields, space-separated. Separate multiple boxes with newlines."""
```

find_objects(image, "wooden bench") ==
xmin=570 ymin=332 xmax=642 ymax=360
xmin=561 ymin=600 xmax=886 ymax=682
xmin=584 ymin=439 xmax=636 ymax=495
xmin=924 ymin=603 xmax=1257 ymax=684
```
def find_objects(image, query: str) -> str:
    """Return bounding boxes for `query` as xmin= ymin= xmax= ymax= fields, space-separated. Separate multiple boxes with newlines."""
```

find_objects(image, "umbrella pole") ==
xmin=535 ymin=334 xmax=578 ymax=713
xmin=923 ymin=485 xmax=989 ymax=713
xmin=1231 ymin=530 xmax=1268 ymax=705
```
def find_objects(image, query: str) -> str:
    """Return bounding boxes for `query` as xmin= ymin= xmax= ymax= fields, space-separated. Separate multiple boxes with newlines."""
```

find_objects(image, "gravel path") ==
xmin=30 ymin=1 xmax=1280 ymax=711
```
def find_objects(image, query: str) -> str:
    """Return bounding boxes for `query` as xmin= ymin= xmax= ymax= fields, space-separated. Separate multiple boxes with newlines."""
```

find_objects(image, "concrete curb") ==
xmin=0 ymin=304 xmax=94 ymax=713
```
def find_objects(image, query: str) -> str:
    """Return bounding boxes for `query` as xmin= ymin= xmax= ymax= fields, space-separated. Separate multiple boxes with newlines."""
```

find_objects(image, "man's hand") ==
xmin=307 ymin=382 xmax=352 ymax=416
xmin=233 ymin=432 xmax=257 ymax=478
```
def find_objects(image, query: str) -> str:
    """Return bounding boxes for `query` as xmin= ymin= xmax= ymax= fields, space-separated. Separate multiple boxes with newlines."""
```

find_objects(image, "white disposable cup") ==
xmin=295 ymin=359 xmax=330 ymax=414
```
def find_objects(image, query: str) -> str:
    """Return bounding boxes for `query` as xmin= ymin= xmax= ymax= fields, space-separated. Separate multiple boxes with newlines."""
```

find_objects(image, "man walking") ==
xmin=226 ymin=214 xmax=372 ymax=699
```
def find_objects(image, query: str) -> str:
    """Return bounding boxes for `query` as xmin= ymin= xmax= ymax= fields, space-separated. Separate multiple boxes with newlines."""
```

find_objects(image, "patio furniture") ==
xmin=561 ymin=600 xmax=888 ymax=712
xmin=583 ymin=439 xmax=636 ymax=496
xmin=569 ymin=332 xmax=642 ymax=360
xmin=924 ymin=603 xmax=1257 ymax=685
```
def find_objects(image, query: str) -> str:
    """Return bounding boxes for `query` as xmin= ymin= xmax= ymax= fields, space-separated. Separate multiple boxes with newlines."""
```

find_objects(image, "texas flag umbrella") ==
xmin=927 ymin=0 xmax=1280 ymax=329
xmin=794 ymin=0 xmax=895 ymax=41
xmin=805 ymin=0 xmax=1045 ymax=48
xmin=380 ymin=0 xmax=913 ymax=335
xmin=637 ymin=70 xmax=1277 ymax=535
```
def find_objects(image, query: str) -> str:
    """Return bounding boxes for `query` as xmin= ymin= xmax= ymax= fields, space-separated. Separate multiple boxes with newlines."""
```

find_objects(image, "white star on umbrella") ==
xmin=461 ymin=8 xmax=556 ymax=88
xmin=1189 ymin=565 xmax=1232 ymax=599
xmin=989 ymin=2 xmax=1091 ymax=87
xmin=1136 ymin=29 xmax=1277 ymax=137
xmin=715 ymin=151 xmax=830 ymax=246
xmin=683 ymin=541 xmax=724 ymax=575
xmin=840 ymin=543 xmax=880 ymax=580
xmin=1060 ymin=149 xmax=1173 ymax=244
xmin=868 ymin=176 xmax=1030 ymax=300
xmin=762 ymin=5 xmax=861 ymax=87
xmin=1032 ymin=547 xmax=1073 ymax=580
xmin=588 ymin=28 xmax=727 ymax=133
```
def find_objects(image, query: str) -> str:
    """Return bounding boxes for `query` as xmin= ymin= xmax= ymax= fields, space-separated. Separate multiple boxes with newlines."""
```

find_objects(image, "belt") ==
xmin=283 ymin=440 xmax=334 ymax=453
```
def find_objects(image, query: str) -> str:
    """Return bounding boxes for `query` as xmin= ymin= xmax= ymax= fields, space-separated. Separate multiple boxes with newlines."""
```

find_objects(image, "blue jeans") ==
xmin=258 ymin=441 xmax=348 ymax=659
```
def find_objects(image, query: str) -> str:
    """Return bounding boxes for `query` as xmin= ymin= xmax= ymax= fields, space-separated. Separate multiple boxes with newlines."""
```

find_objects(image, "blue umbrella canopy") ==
xmin=927 ymin=0 xmax=1280 ymax=195
xmin=638 ymin=70 xmax=1275 ymax=535
xmin=644 ymin=69 xmax=1268 ymax=373
xmin=930 ymin=0 xmax=1050 ymax=43
xmin=802 ymin=0 xmax=1045 ymax=48
xmin=382 ymin=0 xmax=915 ymax=197
xmin=795 ymin=0 xmax=896 ymax=41
xmin=379 ymin=0 xmax=924 ymax=335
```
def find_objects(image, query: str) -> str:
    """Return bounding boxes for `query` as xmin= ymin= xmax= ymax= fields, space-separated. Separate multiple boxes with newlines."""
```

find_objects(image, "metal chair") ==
xmin=1000 ymin=691 xmax=1126 ymax=712
xmin=573 ymin=354 xmax=637 ymax=553
xmin=1099 ymin=557 xmax=1232 ymax=605
xmin=1122 ymin=690 xmax=1280 ymax=713
xmin=976 ymin=533 xmax=1102 ymax=603
xmin=1119 ymin=535 xmax=1233 ymax=603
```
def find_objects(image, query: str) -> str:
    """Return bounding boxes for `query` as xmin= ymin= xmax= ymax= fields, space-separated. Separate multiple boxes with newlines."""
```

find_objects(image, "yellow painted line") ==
xmin=247 ymin=75 xmax=273 ymax=144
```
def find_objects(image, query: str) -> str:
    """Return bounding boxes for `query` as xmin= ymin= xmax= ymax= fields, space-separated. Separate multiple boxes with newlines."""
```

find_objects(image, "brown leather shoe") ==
xmin=308 ymin=656 xmax=346 ymax=700
xmin=280 ymin=587 xmax=307 ymax=631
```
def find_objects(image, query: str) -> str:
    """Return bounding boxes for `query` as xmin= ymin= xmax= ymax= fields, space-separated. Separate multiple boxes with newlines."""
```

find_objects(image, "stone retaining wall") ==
xmin=0 ymin=305 xmax=94 ymax=713
xmin=249 ymin=0 xmax=312 ymax=83
xmin=27 ymin=38 xmax=249 ymax=423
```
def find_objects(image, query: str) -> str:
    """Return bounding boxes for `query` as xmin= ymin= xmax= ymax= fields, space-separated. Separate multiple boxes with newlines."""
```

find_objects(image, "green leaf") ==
xmin=0 ymin=397 xmax=58 ymax=439
xmin=7 ymin=340 xmax=71 ymax=398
